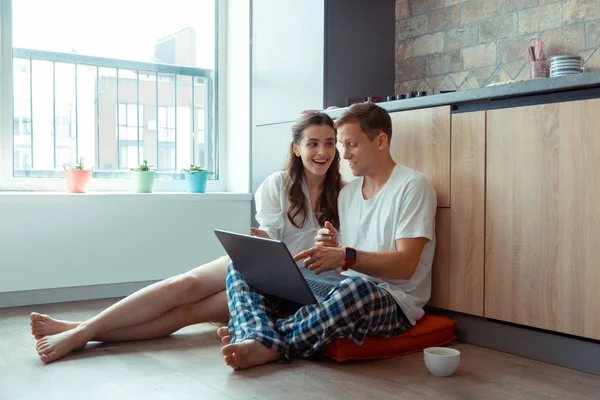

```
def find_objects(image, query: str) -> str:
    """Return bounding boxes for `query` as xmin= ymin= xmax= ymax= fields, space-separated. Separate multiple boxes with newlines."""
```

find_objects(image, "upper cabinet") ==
xmin=486 ymin=99 xmax=600 ymax=340
xmin=389 ymin=106 xmax=451 ymax=207
xmin=324 ymin=0 xmax=395 ymax=108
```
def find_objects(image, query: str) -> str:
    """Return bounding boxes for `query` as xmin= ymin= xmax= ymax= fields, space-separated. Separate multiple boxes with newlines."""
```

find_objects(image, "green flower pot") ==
xmin=131 ymin=170 xmax=156 ymax=193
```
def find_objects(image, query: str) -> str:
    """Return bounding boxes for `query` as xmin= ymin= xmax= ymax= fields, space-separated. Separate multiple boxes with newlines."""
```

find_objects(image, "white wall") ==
xmin=250 ymin=0 xmax=325 ymax=202
xmin=0 ymin=193 xmax=251 ymax=305
xmin=252 ymin=0 xmax=324 ymax=126
xmin=251 ymin=121 xmax=294 ymax=193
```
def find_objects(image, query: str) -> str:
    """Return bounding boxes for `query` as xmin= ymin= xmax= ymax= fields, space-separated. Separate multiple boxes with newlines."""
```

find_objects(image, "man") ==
xmin=219 ymin=102 xmax=437 ymax=370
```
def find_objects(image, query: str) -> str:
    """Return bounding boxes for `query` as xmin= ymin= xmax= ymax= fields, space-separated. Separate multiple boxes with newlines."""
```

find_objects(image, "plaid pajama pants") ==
xmin=225 ymin=260 xmax=411 ymax=361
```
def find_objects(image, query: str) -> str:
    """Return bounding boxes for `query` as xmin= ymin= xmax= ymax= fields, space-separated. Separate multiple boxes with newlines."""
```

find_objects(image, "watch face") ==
xmin=346 ymin=247 xmax=357 ymax=261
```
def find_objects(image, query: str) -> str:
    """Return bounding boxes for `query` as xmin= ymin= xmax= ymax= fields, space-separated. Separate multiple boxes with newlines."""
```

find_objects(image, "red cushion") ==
xmin=320 ymin=314 xmax=457 ymax=362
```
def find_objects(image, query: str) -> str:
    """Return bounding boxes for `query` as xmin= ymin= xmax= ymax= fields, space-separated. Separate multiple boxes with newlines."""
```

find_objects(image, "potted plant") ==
xmin=181 ymin=165 xmax=213 ymax=193
xmin=130 ymin=159 xmax=157 ymax=193
xmin=63 ymin=157 xmax=93 ymax=193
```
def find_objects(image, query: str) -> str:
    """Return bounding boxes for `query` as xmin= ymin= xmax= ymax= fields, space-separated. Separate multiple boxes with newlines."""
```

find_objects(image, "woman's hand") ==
xmin=250 ymin=227 xmax=271 ymax=239
xmin=314 ymin=221 xmax=340 ymax=247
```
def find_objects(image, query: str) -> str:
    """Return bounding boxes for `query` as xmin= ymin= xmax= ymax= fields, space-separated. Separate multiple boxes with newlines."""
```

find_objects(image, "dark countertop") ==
xmin=324 ymin=71 xmax=600 ymax=117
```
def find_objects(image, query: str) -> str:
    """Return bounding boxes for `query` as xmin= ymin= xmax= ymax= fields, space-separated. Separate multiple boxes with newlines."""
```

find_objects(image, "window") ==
xmin=117 ymin=103 xmax=144 ymax=169
xmin=119 ymin=103 xmax=144 ymax=141
xmin=14 ymin=148 xmax=32 ymax=169
xmin=158 ymin=106 xmax=175 ymax=142
xmin=13 ymin=101 xmax=32 ymax=136
xmin=1 ymin=0 xmax=219 ymax=190
xmin=56 ymin=148 xmax=73 ymax=168
xmin=56 ymin=104 xmax=74 ymax=139
xmin=119 ymin=143 xmax=145 ymax=170
xmin=158 ymin=144 xmax=175 ymax=171
xmin=157 ymin=106 xmax=176 ymax=171
xmin=13 ymin=117 xmax=31 ymax=136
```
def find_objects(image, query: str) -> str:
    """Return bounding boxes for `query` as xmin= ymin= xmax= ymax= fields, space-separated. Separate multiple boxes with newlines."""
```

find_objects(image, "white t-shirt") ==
xmin=338 ymin=164 xmax=437 ymax=325
xmin=255 ymin=171 xmax=321 ymax=256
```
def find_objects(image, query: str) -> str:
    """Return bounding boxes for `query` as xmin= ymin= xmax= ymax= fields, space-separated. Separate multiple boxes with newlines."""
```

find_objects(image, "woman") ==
xmin=32 ymin=111 xmax=344 ymax=364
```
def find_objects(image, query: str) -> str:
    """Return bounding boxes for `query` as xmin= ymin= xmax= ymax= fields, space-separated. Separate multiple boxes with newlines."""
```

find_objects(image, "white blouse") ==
xmin=254 ymin=171 xmax=321 ymax=256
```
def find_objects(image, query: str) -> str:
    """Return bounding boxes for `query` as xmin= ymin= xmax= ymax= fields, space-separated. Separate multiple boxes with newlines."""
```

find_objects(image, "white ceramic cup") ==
xmin=423 ymin=347 xmax=461 ymax=377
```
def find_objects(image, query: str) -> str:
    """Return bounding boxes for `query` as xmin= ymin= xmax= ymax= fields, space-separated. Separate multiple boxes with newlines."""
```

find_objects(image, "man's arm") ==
xmin=353 ymin=177 xmax=435 ymax=280
xmin=295 ymin=237 xmax=428 ymax=280
xmin=302 ymin=178 xmax=436 ymax=279
xmin=350 ymin=237 xmax=429 ymax=280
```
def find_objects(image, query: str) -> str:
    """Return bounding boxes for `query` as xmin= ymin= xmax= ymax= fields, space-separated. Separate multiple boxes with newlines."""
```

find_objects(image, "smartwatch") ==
xmin=341 ymin=247 xmax=357 ymax=271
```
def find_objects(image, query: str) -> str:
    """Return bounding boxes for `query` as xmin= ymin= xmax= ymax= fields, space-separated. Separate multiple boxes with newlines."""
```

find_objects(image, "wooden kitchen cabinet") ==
xmin=485 ymin=99 xmax=600 ymax=340
xmin=389 ymin=106 xmax=451 ymax=207
xmin=430 ymin=111 xmax=485 ymax=316
xmin=430 ymin=207 xmax=451 ymax=309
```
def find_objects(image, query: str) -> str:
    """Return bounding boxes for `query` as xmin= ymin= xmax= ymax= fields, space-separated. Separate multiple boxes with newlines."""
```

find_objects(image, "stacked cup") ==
xmin=550 ymin=55 xmax=583 ymax=77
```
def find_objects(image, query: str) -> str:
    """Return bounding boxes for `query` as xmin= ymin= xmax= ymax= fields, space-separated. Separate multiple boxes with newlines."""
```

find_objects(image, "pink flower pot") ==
xmin=65 ymin=170 xmax=92 ymax=193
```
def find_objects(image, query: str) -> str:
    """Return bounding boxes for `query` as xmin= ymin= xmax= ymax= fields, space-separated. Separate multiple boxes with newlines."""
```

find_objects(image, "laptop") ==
xmin=214 ymin=229 xmax=346 ymax=305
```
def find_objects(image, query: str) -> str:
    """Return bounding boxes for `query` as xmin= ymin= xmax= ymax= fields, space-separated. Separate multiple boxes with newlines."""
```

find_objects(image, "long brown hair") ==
xmin=284 ymin=112 xmax=343 ymax=230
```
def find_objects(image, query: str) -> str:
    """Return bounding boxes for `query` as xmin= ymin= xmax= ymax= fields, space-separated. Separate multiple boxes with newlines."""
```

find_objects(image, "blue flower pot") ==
xmin=184 ymin=170 xmax=208 ymax=193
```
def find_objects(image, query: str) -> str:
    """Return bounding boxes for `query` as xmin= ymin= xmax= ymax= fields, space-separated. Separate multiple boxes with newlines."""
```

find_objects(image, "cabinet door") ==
xmin=486 ymin=99 xmax=600 ymax=340
xmin=430 ymin=207 xmax=451 ymax=309
xmin=389 ymin=106 xmax=451 ymax=207
xmin=430 ymin=111 xmax=485 ymax=315
xmin=324 ymin=0 xmax=394 ymax=108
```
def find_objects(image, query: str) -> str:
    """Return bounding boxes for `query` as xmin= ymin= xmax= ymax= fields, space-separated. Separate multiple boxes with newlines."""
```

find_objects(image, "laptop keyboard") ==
xmin=307 ymin=280 xmax=334 ymax=298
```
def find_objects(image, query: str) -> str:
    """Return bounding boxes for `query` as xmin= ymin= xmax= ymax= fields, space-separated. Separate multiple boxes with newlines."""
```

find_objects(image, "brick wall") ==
xmin=395 ymin=0 xmax=600 ymax=93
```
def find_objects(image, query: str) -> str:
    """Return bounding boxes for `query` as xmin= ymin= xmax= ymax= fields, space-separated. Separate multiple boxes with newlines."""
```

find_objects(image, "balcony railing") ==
xmin=12 ymin=47 xmax=216 ymax=180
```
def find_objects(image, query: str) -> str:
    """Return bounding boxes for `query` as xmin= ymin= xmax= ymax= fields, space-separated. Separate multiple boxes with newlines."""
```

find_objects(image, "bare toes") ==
xmin=221 ymin=335 xmax=231 ymax=344
xmin=37 ymin=348 xmax=49 ymax=357
xmin=224 ymin=356 xmax=239 ymax=370
xmin=30 ymin=312 xmax=47 ymax=321
xmin=38 ymin=344 xmax=52 ymax=354
xmin=217 ymin=327 xmax=229 ymax=338
xmin=41 ymin=352 xmax=58 ymax=364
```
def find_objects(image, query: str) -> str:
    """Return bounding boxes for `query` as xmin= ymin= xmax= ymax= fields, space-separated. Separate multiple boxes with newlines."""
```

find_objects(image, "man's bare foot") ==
xmin=221 ymin=340 xmax=280 ymax=370
xmin=216 ymin=326 xmax=230 ymax=344
xmin=30 ymin=313 xmax=79 ymax=340
xmin=35 ymin=328 xmax=89 ymax=364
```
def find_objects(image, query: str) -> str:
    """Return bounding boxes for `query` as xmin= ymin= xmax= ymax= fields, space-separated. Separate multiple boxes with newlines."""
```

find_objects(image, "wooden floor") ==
xmin=1 ymin=299 xmax=599 ymax=400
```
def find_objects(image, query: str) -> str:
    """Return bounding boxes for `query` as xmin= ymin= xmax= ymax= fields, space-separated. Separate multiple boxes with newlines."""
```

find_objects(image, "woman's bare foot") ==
xmin=216 ymin=326 xmax=230 ymax=344
xmin=221 ymin=340 xmax=280 ymax=370
xmin=30 ymin=313 xmax=79 ymax=340
xmin=35 ymin=327 xmax=89 ymax=364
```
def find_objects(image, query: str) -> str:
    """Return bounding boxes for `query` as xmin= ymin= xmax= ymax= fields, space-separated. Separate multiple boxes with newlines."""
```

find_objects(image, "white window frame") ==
xmin=0 ymin=0 xmax=227 ymax=192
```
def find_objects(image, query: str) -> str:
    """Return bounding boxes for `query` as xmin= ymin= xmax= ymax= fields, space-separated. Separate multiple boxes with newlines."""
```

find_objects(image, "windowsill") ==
xmin=0 ymin=191 xmax=253 ymax=202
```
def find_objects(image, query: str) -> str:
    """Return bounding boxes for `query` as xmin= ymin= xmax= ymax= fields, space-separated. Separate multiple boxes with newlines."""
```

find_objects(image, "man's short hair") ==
xmin=334 ymin=102 xmax=392 ymax=142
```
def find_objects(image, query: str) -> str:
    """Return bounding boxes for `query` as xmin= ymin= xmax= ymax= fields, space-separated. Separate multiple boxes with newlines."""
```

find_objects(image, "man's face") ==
xmin=337 ymin=122 xmax=382 ymax=177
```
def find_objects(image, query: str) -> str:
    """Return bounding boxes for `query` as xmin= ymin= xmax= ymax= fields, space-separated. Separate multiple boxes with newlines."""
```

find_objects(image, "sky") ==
xmin=12 ymin=0 xmax=216 ymax=68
